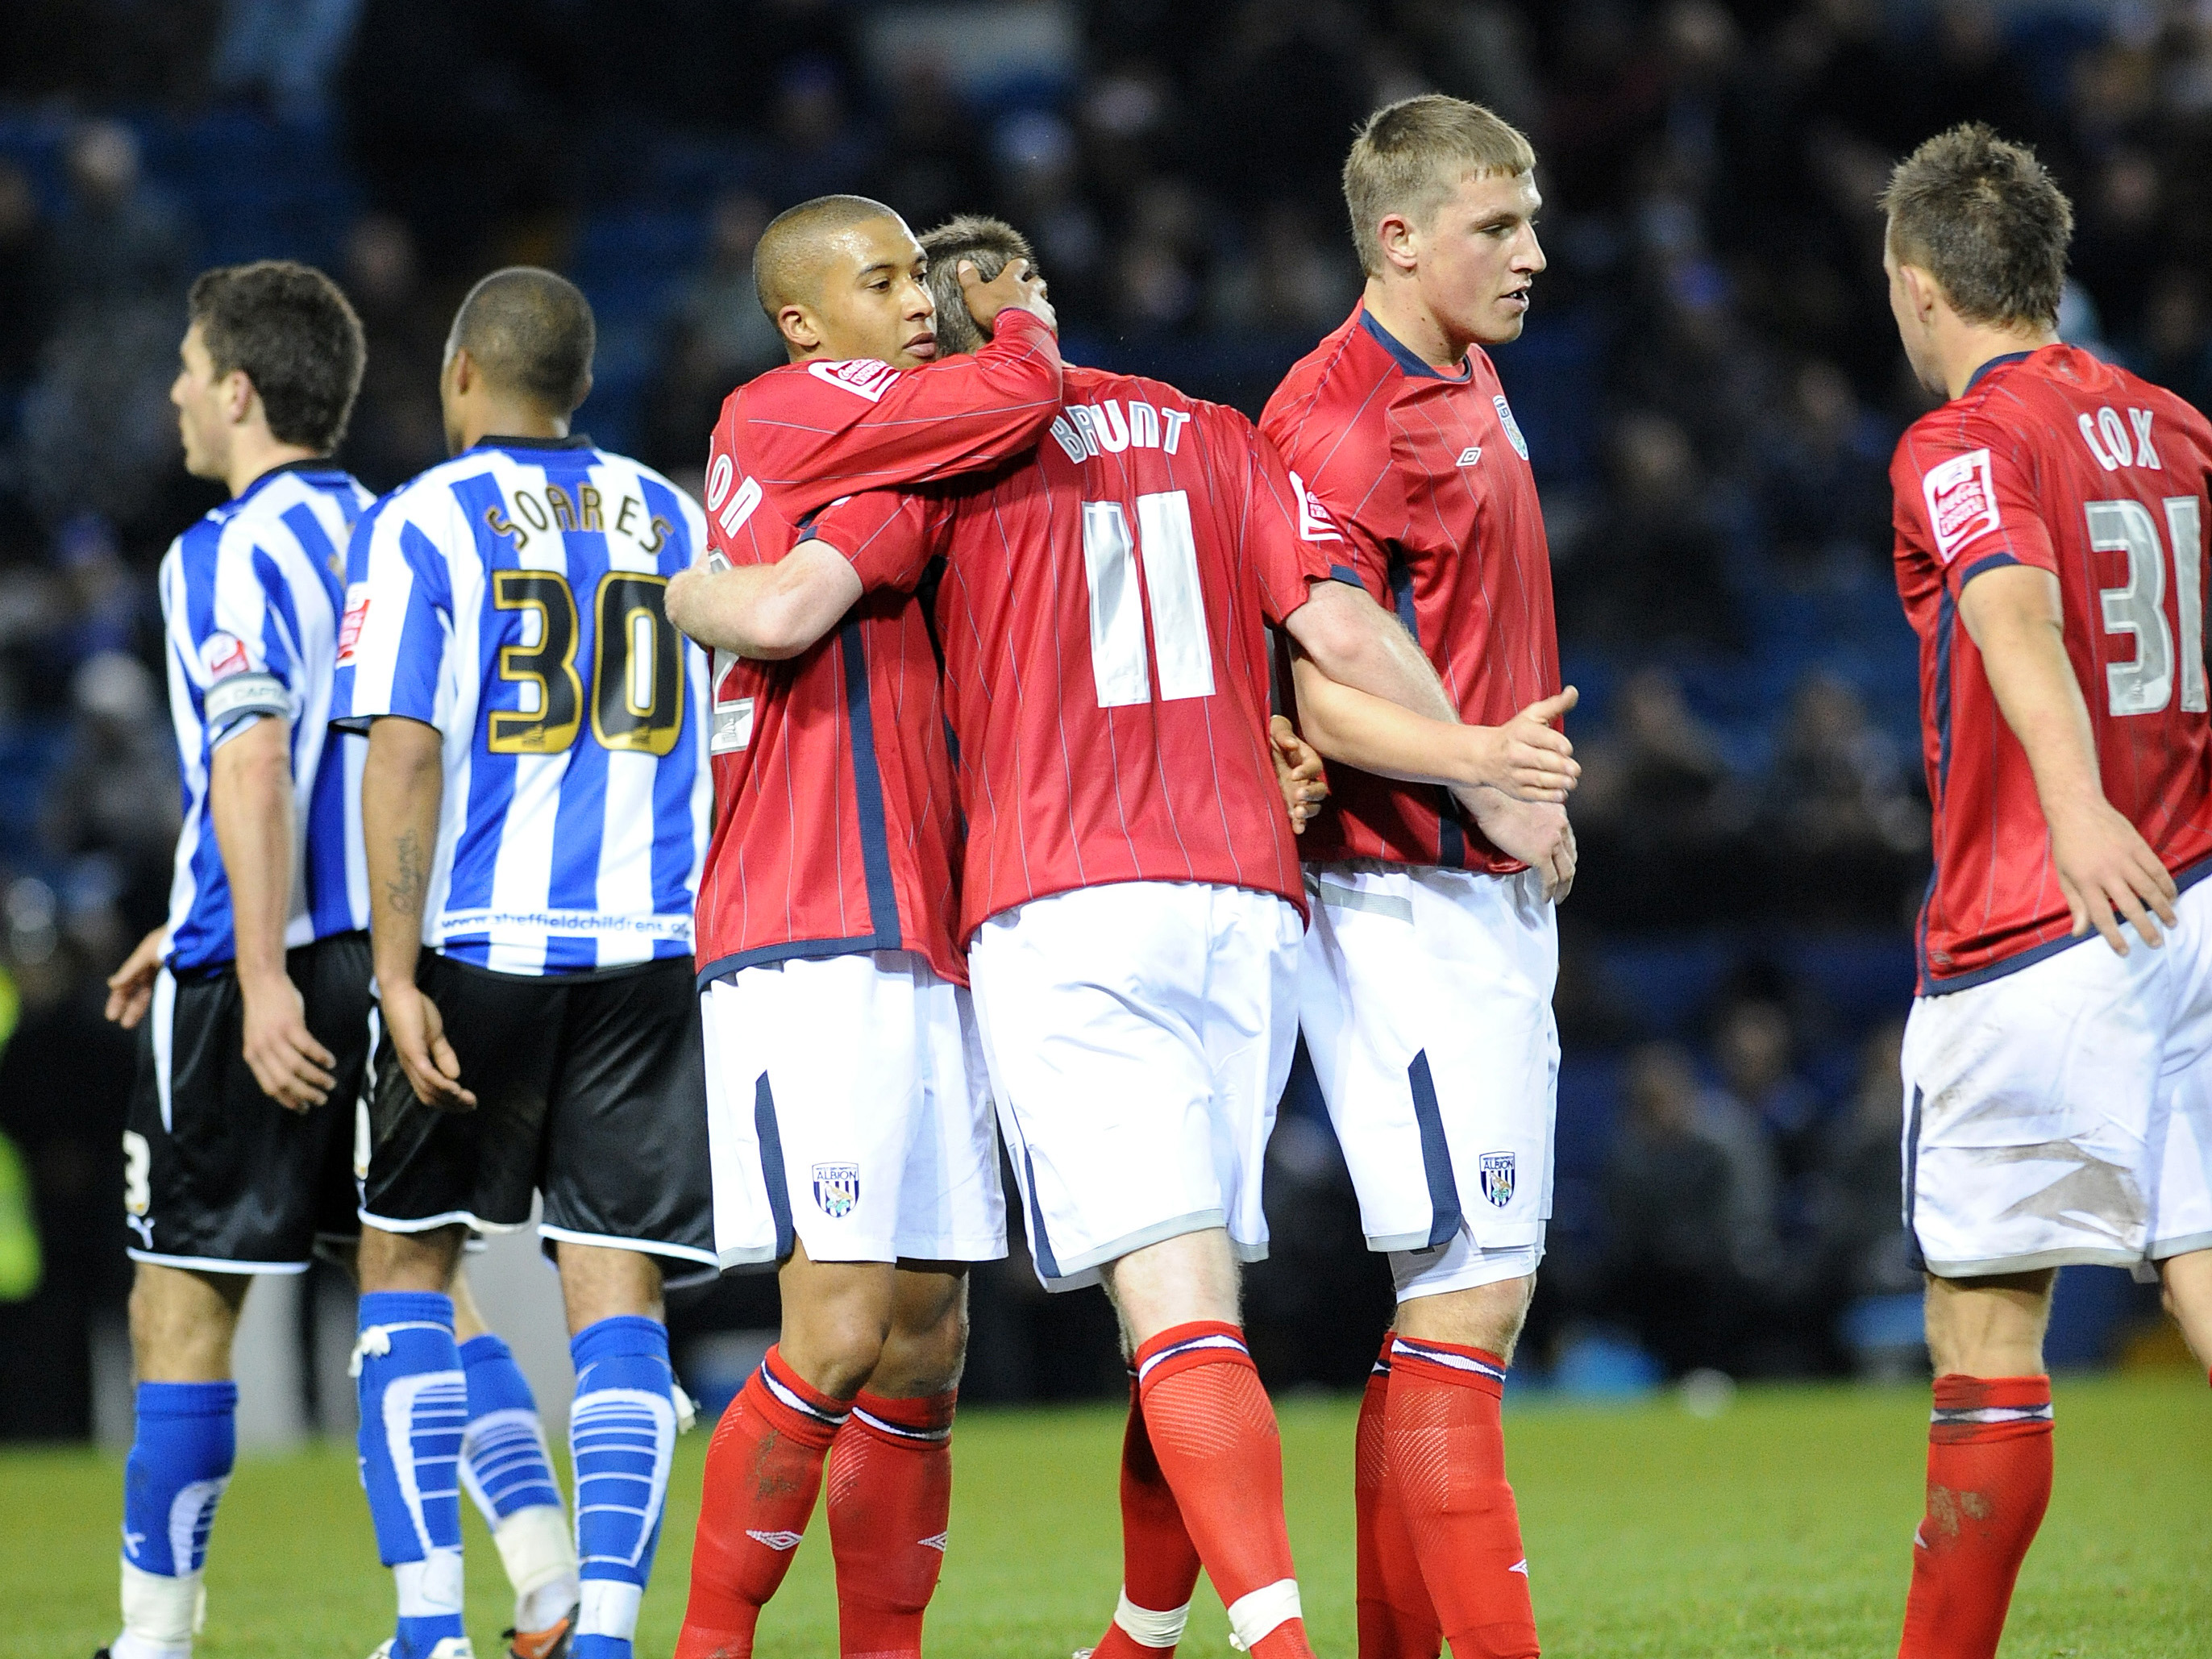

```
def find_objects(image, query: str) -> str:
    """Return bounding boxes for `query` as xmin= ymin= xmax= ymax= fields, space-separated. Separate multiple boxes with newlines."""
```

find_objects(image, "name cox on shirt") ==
xmin=2078 ymin=404 xmax=2163 ymax=473
xmin=1050 ymin=397 xmax=1193 ymax=464
xmin=482 ymin=482 xmax=674 ymax=555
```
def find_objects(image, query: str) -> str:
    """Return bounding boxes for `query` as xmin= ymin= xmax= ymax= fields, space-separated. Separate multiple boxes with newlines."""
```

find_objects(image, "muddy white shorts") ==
xmin=702 ymin=950 xmax=1005 ymax=1270
xmin=968 ymin=881 xmax=1304 ymax=1293
xmin=1903 ymin=874 xmax=2212 ymax=1279
xmin=1299 ymin=863 xmax=1559 ymax=1302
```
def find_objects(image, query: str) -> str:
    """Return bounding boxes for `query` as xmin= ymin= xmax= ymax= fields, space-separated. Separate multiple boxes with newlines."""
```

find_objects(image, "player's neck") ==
xmin=223 ymin=431 xmax=323 ymax=499
xmin=1938 ymin=323 xmax=2059 ymax=401
xmin=1362 ymin=278 xmax=1471 ymax=372
xmin=456 ymin=400 xmax=570 ymax=451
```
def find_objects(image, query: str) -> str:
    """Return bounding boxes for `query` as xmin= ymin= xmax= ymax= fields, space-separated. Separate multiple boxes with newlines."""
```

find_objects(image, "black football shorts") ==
xmin=359 ymin=950 xmax=717 ymax=1284
xmin=123 ymin=931 xmax=372 ymax=1273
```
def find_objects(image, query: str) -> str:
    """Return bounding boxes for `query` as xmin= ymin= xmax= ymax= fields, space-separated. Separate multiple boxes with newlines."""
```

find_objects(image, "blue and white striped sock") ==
xmin=112 ymin=1380 xmax=236 ymax=1659
xmin=459 ymin=1333 xmax=576 ymax=1632
xmin=568 ymin=1316 xmax=676 ymax=1659
xmin=356 ymin=1291 xmax=468 ymax=1659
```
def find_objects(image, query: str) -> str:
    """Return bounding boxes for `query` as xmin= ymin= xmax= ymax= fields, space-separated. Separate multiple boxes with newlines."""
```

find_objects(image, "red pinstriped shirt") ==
xmin=811 ymin=364 xmax=1337 ymax=940
xmin=691 ymin=312 xmax=1062 ymax=987
xmin=1261 ymin=304 xmax=1562 ymax=875
xmin=1892 ymin=343 xmax=2212 ymax=992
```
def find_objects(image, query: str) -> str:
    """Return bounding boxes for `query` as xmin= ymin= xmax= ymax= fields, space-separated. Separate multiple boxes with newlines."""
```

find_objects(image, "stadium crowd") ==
xmin=0 ymin=0 xmax=2199 ymax=1434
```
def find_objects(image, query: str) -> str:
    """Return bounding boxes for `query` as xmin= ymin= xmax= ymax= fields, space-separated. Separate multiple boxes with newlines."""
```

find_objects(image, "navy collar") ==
xmin=1963 ymin=351 xmax=2035 ymax=393
xmin=1359 ymin=310 xmax=1474 ymax=382
xmin=471 ymin=433 xmax=594 ymax=452
xmin=233 ymin=455 xmax=343 ymax=504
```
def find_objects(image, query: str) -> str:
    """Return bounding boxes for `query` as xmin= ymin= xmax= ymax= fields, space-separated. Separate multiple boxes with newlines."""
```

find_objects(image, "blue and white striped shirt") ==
xmin=158 ymin=460 xmax=373 ymax=971
xmin=334 ymin=435 xmax=712 ymax=976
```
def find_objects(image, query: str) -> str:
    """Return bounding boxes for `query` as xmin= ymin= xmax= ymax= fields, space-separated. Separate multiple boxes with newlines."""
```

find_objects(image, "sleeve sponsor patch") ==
xmin=198 ymin=630 xmax=252 ymax=680
xmin=336 ymin=584 xmax=370 ymax=665
xmin=807 ymin=359 xmax=901 ymax=402
xmin=1289 ymin=470 xmax=1342 ymax=542
xmin=1493 ymin=393 xmax=1530 ymax=461
xmin=1922 ymin=447 xmax=2002 ymax=563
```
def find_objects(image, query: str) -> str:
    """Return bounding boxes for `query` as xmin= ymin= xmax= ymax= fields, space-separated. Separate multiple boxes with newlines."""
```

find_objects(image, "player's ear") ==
xmin=1374 ymin=211 xmax=1420 ymax=275
xmin=777 ymin=302 xmax=821 ymax=355
xmin=220 ymin=368 xmax=255 ymax=426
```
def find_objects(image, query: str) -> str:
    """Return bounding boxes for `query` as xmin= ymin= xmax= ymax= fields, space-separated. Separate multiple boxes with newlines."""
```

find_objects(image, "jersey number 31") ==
xmin=2089 ymin=497 xmax=2207 ymax=717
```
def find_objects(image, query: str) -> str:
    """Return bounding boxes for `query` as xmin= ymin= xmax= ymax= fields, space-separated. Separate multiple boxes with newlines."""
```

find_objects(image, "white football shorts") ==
xmin=968 ymin=880 xmax=1303 ymax=1293
xmin=701 ymin=950 xmax=1006 ymax=1270
xmin=1903 ymin=872 xmax=2212 ymax=1279
xmin=1299 ymin=863 xmax=1559 ymax=1301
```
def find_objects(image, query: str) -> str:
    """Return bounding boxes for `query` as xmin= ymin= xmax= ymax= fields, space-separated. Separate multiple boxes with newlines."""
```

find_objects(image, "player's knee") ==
xmin=879 ymin=1296 xmax=968 ymax=1395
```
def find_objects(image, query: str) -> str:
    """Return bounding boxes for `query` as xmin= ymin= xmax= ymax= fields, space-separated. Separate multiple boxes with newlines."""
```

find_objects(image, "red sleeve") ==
xmin=1259 ymin=403 xmax=1399 ymax=607
xmin=724 ymin=310 xmax=1062 ymax=521
xmin=1892 ymin=414 xmax=2059 ymax=600
xmin=809 ymin=490 xmax=946 ymax=595
xmin=1227 ymin=418 xmax=1340 ymax=625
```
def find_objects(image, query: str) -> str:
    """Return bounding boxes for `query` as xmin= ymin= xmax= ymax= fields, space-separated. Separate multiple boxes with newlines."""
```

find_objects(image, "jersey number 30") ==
xmin=489 ymin=570 xmax=684 ymax=755
xmin=1081 ymin=489 xmax=1216 ymax=709
xmin=2089 ymin=497 xmax=2207 ymax=717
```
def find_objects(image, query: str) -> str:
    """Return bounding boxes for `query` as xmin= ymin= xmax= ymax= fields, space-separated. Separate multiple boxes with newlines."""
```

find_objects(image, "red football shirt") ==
xmin=1892 ymin=343 xmax=2212 ymax=992
xmin=810 ymin=364 xmax=1337 ymax=940
xmin=692 ymin=311 xmax=1063 ymax=986
xmin=1260 ymin=304 xmax=1563 ymax=873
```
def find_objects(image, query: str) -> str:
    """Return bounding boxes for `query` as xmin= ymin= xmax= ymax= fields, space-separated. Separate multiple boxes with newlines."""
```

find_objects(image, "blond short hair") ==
xmin=1343 ymin=94 xmax=1536 ymax=277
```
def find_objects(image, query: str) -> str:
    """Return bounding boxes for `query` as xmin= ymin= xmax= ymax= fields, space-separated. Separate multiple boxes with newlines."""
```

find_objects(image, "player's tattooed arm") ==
xmin=1960 ymin=562 xmax=2178 ymax=954
xmin=666 ymin=542 xmax=861 ymax=660
xmin=362 ymin=714 xmax=476 ymax=1111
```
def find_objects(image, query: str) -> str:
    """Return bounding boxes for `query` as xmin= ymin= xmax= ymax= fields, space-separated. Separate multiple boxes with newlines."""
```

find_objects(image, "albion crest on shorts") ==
xmin=1480 ymin=1151 xmax=1516 ymax=1208
xmin=813 ymin=1162 xmax=861 ymax=1219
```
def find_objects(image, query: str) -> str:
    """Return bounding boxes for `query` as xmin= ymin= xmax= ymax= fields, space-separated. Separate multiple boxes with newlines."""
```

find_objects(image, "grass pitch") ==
xmin=4 ymin=1371 xmax=2203 ymax=1658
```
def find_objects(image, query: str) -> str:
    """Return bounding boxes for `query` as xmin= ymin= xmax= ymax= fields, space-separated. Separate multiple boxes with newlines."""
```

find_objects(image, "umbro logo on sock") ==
xmin=1457 ymin=446 xmax=1483 ymax=466
xmin=746 ymin=1529 xmax=804 ymax=1551
xmin=919 ymin=1532 xmax=950 ymax=1553
xmin=1508 ymin=1559 xmax=1528 ymax=1575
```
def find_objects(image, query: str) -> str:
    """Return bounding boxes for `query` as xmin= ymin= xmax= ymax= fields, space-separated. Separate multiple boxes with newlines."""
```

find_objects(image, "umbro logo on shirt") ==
xmin=1456 ymin=446 xmax=1483 ymax=466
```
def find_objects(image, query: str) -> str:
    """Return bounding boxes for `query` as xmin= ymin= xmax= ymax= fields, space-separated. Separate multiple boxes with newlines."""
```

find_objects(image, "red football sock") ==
xmin=1897 ymin=1374 xmax=2053 ymax=1659
xmin=1086 ymin=1371 xmax=1204 ymax=1658
xmin=826 ymin=1388 xmax=958 ymax=1659
xmin=1358 ymin=1335 xmax=1441 ymax=1659
xmin=675 ymin=1348 xmax=847 ymax=1659
xmin=1131 ymin=1322 xmax=1314 ymax=1659
xmin=1385 ymin=1337 xmax=1538 ymax=1659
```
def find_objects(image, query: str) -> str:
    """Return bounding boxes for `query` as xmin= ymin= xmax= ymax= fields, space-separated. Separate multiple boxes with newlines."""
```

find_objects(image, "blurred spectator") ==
xmin=1570 ymin=666 xmax=1746 ymax=853
xmin=870 ymin=61 xmax=990 ymax=235
xmin=1556 ymin=411 xmax=1744 ymax=653
xmin=770 ymin=57 xmax=871 ymax=205
xmin=2131 ymin=268 xmax=2212 ymax=412
xmin=1712 ymin=995 xmax=1823 ymax=1183
xmin=1208 ymin=202 xmax=1360 ymax=335
xmin=0 ymin=875 xmax=136 ymax=1438
xmin=1598 ymin=1043 xmax=1779 ymax=1375
xmin=0 ymin=159 xmax=48 ymax=390
xmin=44 ymin=121 xmax=189 ymax=320
xmin=339 ymin=212 xmax=447 ymax=491
xmin=1755 ymin=359 xmax=1893 ymax=574
xmin=647 ymin=193 xmax=783 ymax=476
xmin=211 ymin=0 xmax=365 ymax=122
xmin=1762 ymin=672 xmax=1926 ymax=854
xmin=1811 ymin=1018 xmax=1918 ymax=1298
xmin=40 ymin=651 xmax=179 ymax=936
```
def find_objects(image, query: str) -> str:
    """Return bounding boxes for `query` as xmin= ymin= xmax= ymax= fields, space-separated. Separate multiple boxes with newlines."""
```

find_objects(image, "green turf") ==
xmin=4 ymin=1371 xmax=2202 ymax=1657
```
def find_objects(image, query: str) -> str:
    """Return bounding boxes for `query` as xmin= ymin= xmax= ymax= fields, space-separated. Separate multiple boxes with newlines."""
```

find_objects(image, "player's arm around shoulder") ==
xmin=1957 ymin=559 xmax=2178 ymax=954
